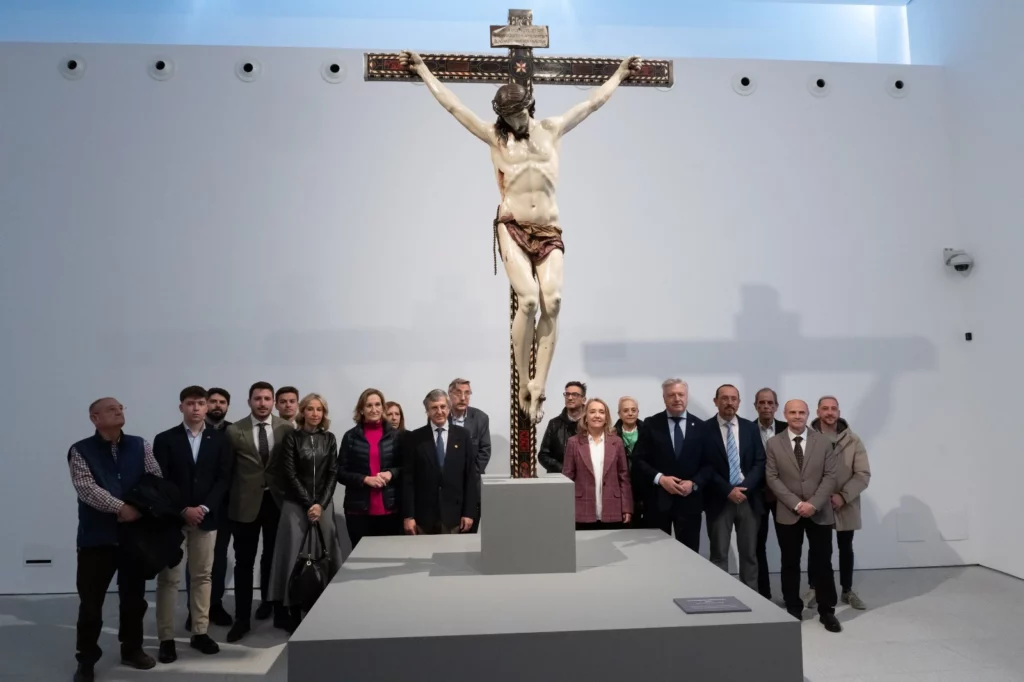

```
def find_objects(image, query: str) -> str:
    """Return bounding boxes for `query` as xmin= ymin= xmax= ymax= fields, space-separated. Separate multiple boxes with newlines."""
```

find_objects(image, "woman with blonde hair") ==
xmin=267 ymin=393 xmax=343 ymax=631
xmin=338 ymin=388 xmax=404 ymax=547
xmin=562 ymin=398 xmax=634 ymax=530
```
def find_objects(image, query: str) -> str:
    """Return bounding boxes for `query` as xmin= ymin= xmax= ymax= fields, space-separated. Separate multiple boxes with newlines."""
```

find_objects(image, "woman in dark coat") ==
xmin=338 ymin=388 xmax=404 ymax=548
xmin=267 ymin=392 xmax=342 ymax=629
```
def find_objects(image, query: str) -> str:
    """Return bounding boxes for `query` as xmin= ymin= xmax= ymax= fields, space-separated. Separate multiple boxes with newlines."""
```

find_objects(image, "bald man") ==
xmin=765 ymin=399 xmax=841 ymax=633
xmin=68 ymin=397 xmax=163 ymax=681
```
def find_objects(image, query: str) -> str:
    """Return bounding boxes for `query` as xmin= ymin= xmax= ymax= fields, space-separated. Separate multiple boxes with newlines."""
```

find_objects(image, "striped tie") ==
xmin=726 ymin=422 xmax=742 ymax=485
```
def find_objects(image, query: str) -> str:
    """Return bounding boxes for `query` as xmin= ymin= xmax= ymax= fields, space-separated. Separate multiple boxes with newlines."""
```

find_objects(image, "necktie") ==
xmin=257 ymin=422 xmax=270 ymax=465
xmin=435 ymin=427 xmax=446 ymax=467
xmin=793 ymin=435 xmax=804 ymax=470
xmin=671 ymin=416 xmax=684 ymax=458
xmin=726 ymin=422 xmax=742 ymax=485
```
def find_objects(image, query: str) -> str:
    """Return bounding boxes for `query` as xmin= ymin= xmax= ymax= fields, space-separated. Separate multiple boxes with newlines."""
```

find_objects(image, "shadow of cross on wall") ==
xmin=582 ymin=284 xmax=937 ymax=444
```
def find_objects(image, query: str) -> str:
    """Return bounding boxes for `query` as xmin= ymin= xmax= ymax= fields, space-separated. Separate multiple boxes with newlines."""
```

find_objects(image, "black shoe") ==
xmin=820 ymin=613 xmax=843 ymax=632
xmin=121 ymin=648 xmax=156 ymax=670
xmin=209 ymin=603 xmax=233 ymax=627
xmin=254 ymin=601 xmax=273 ymax=620
xmin=73 ymin=663 xmax=95 ymax=682
xmin=190 ymin=634 xmax=221 ymax=655
xmin=787 ymin=607 xmax=803 ymax=621
xmin=158 ymin=640 xmax=177 ymax=664
xmin=184 ymin=611 xmax=192 ymax=632
xmin=226 ymin=621 xmax=251 ymax=643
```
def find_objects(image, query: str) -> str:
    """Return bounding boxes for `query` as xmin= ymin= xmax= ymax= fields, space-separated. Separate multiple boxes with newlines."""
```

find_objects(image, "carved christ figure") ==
xmin=400 ymin=50 xmax=641 ymax=423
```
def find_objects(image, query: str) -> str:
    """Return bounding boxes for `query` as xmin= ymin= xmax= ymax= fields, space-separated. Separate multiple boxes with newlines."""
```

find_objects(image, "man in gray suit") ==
xmin=765 ymin=399 xmax=841 ymax=633
xmin=224 ymin=382 xmax=294 ymax=642
xmin=449 ymin=378 xmax=491 ymax=533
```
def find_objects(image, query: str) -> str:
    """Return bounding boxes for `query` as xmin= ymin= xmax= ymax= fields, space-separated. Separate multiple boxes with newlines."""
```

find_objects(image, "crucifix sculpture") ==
xmin=365 ymin=9 xmax=672 ymax=478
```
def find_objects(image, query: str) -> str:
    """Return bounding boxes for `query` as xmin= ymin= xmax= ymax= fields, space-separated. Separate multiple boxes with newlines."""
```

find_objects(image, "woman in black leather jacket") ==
xmin=267 ymin=393 xmax=343 ymax=629
xmin=338 ymin=388 xmax=404 ymax=548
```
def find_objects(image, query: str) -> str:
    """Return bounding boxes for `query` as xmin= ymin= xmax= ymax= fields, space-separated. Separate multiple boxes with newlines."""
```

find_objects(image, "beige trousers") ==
xmin=156 ymin=527 xmax=216 ymax=640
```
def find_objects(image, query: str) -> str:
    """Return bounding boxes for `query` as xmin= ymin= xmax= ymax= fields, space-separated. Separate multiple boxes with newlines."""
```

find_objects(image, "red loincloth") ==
xmin=492 ymin=211 xmax=565 ymax=273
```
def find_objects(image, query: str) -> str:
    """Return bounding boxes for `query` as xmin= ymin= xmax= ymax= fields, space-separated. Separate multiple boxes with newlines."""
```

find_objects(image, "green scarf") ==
xmin=620 ymin=426 xmax=639 ymax=453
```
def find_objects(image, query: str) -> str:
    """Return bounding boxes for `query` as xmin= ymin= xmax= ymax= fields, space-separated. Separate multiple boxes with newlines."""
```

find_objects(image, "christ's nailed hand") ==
xmin=399 ymin=50 xmax=423 ymax=71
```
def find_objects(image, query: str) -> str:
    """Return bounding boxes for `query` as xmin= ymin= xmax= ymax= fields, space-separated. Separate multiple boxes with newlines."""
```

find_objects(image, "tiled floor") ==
xmin=1 ymin=566 xmax=1022 ymax=681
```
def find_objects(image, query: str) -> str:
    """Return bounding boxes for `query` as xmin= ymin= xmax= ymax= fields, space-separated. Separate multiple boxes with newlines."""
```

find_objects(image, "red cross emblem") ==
xmin=515 ymin=61 xmax=527 ymax=73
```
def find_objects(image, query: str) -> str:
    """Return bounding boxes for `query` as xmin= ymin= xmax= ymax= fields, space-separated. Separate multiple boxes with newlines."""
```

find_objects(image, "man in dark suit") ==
xmin=702 ymin=385 xmax=765 ymax=591
xmin=224 ymin=382 xmax=294 ymax=641
xmin=765 ymin=399 xmax=841 ymax=632
xmin=153 ymin=386 xmax=232 ymax=663
xmin=403 ymin=389 xmax=480 ymax=535
xmin=753 ymin=387 xmax=788 ymax=600
xmin=633 ymin=378 xmax=709 ymax=552
xmin=448 ymin=378 xmax=491 ymax=534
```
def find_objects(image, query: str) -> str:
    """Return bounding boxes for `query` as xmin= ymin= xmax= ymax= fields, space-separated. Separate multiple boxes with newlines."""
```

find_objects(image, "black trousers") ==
xmin=808 ymin=529 xmax=855 ymax=592
xmin=652 ymin=507 xmax=702 ymax=553
xmin=346 ymin=513 xmax=404 ymax=549
xmin=576 ymin=521 xmax=625 ymax=530
xmin=756 ymin=500 xmax=777 ymax=598
xmin=186 ymin=503 xmax=232 ymax=609
xmin=776 ymin=518 xmax=837 ymax=616
xmin=232 ymin=491 xmax=281 ymax=623
xmin=75 ymin=543 xmax=147 ymax=664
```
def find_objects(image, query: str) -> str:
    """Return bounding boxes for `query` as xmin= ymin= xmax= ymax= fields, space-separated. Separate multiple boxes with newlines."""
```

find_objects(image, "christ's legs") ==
xmin=530 ymin=249 xmax=564 ymax=423
xmin=496 ymin=223 xmax=540 ymax=414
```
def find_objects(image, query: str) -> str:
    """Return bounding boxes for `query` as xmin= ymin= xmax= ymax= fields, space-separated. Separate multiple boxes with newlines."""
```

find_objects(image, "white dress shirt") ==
xmin=717 ymin=415 xmax=745 ymax=480
xmin=252 ymin=414 xmax=275 ymax=452
xmin=432 ymin=422 xmax=448 ymax=453
xmin=758 ymin=421 xmax=776 ymax=448
xmin=788 ymin=427 xmax=809 ymax=512
xmin=655 ymin=411 xmax=693 ymax=487
xmin=183 ymin=422 xmax=209 ymax=513
xmin=588 ymin=434 xmax=606 ymax=521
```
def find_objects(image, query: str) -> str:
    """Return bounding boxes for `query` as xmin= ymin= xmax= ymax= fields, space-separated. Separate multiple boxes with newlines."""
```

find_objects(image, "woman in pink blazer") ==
xmin=562 ymin=398 xmax=634 ymax=529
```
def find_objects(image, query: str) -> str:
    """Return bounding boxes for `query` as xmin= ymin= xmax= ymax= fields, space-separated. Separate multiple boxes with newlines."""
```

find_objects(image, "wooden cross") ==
xmin=364 ymin=9 xmax=673 ymax=478
xmin=364 ymin=9 xmax=673 ymax=89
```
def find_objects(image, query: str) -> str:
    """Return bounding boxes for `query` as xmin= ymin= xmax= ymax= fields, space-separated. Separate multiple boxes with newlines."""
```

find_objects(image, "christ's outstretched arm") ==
xmin=401 ymin=50 xmax=496 ymax=145
xmin=550 ymin=56 xmax=641 ymax=137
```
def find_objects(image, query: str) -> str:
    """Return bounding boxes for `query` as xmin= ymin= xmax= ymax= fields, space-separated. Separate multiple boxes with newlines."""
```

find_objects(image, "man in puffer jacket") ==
xmin=808 ymin=396 xmax=871 ymax=611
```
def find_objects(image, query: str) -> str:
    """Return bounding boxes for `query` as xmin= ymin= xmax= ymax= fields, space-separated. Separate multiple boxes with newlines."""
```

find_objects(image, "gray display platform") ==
xmin=480 ymin=475 xmax=576 ymax=574
xmin=289 ymin=529 xmax=802 ymax=682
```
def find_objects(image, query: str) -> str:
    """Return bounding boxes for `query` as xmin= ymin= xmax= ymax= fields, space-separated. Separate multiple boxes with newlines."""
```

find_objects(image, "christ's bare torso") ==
xmin=490 ymin=119 xmax=562 ymax=226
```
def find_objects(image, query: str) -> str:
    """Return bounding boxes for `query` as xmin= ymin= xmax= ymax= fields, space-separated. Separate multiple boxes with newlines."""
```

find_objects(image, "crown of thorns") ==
xmin=492 ymin=86 xmax=534 ymax=117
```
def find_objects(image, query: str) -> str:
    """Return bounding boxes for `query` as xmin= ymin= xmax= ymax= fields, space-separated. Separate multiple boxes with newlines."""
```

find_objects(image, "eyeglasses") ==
xmin=563 ymin=392 xmax=584 ymax=398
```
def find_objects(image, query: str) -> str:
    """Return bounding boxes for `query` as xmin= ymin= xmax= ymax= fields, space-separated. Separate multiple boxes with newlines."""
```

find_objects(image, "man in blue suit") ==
xmin=633 ymin=379 xmax=709 ymax=552
xmin=703 ymin=384 xmax=766 ymax=590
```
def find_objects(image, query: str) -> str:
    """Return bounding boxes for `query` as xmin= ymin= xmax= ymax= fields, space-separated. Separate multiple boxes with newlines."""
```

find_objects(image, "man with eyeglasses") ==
xmin=448 ymin=378 xmax=491 ymax=533
xmin=538 ymin=381 xmax=587 ymax=474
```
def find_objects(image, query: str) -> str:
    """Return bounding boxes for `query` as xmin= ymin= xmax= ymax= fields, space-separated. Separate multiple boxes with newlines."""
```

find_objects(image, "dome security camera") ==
xmin=944 ymin=248 xmax=974 ymax=274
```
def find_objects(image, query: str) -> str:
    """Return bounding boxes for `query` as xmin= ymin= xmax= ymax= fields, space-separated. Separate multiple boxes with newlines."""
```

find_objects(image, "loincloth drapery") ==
xmin=492 ymin=209 xmax=565 ymax=274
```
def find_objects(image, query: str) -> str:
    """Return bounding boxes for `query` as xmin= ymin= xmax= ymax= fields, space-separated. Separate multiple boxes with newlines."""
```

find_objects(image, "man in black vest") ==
xmin=153 ymin=386 xmax=233 ymax=663
xmin=67 ymin=397 xmax=163 ymax=682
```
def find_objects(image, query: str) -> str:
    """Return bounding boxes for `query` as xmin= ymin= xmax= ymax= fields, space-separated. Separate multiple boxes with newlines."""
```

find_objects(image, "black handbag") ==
xmin=287 ymin=430 xmax=331 ymax=612
xmin=288 ymin=520 xmax=331 ymax=612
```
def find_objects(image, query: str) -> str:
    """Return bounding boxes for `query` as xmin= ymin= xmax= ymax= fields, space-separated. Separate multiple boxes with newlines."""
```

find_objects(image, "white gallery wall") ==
xmin=908 ymin=0 xmax=1024 ymax=581
xmin=0 ymin=42 xmax=973 ymax=594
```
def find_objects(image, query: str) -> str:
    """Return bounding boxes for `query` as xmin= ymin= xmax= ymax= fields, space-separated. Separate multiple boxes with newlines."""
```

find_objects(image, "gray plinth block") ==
xmin=480 ymin=475 xmax=576 ymax=575
xmin=289 ymin=530 xmax=803 ymax=682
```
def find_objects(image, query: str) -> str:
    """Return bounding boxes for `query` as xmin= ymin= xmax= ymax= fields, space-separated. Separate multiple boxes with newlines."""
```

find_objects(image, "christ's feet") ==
xmin=526 ymin=381 xmax=546 ymax=424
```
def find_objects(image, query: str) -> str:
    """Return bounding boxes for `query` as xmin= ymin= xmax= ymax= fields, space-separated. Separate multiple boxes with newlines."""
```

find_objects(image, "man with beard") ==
xmin=225 ymin=382 xmax=293 ymax=641
xmin=206 ymin=388 xmax=232 ymax=430
xmin=702 ymin=385 xmax=765 ymax=590
xmin=398 ymin=49 xmax=641 ymax=425
xmin=275 ymin=386 xmax=299 ymax=428
xmin=807 ymin=396 xmax=871 ymax=611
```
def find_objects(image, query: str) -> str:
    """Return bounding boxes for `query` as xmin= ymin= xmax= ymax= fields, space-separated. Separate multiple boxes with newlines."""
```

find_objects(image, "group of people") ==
xmin=67 ymin=379 xmax=486 ymax=682
xmin=540 ymin=378 xmax=871 ymax=634
xmin=67 ymin=375 xmax=869 ymax=682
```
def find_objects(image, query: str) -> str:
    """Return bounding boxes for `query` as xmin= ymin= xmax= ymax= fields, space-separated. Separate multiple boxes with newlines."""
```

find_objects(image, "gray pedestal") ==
xmin=289 ymin=529 xmax=803 ymax=682
xmin=480 ymin=475 xmax=576 ymax=575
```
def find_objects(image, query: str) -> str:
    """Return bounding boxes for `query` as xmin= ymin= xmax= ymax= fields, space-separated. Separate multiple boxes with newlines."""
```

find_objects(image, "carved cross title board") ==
xmin=364 ymin=9 xmax=673 ymax=478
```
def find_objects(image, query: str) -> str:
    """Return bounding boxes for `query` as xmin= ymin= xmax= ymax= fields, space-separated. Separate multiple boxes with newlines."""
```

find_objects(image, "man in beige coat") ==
xmin=766 ymin=399 xmax=842 ymax=632
xmin=808 ymin=396 xmax=871 ymax=610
